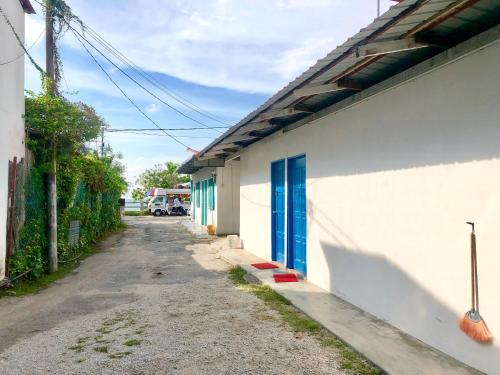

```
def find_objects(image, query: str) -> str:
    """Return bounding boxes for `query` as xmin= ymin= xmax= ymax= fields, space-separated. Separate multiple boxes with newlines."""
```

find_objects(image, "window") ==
xmin=152 ymin=196 xmax=164 ymax=204
xmin=196 ymin=182 xmax=201 ymax=207
xmin=208 ymin=178 xmax=215 ymax=210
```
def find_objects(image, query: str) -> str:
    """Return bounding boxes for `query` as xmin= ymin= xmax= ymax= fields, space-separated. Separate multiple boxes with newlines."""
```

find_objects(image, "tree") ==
xmin=134 ymin=162 xmax=189 ymax=196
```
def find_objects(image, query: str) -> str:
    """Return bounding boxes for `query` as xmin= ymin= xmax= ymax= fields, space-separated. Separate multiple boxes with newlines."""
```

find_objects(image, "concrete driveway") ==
xmin=0 ymin=216 xmax=345 ymax=374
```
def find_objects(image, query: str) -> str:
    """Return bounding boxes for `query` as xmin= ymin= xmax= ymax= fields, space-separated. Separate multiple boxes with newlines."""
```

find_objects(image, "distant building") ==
xmin=179 ymin=1 xmax=500 ymax=373
xmin=0 ymin=0 xmax=35 ymax=280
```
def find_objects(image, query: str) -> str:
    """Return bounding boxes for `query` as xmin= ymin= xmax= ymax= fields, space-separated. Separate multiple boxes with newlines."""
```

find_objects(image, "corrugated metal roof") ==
xmin=178 ymin=0 xmax=500 ymax=174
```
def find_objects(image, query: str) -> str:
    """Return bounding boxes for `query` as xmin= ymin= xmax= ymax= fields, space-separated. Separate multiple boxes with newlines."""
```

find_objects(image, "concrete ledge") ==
xmin=179 ymin=219 xmax=210 ymax=239
xmin=219 ymin=248 xmax=481 ymax=375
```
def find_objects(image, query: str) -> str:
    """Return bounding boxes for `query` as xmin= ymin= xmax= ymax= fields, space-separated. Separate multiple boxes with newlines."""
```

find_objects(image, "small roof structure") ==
xmin=178 ymin=0 xmax=500 ymax=174
xmin=19 ymin=0 xmax=35 ymax=14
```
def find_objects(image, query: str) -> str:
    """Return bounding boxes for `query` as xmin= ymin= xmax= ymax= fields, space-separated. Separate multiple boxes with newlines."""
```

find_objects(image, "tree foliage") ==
xmin=10 ymin=90 xmax=127 ymax=279
xmin=133 ymin=162 xmax=190 ymax=199
xmin=25 ymin=88 xmax=104 ymax=164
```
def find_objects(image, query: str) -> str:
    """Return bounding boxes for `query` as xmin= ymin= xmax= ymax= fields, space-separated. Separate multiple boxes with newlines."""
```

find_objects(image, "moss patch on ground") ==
xmin=229 ymin=267 xmax=382 ymax=375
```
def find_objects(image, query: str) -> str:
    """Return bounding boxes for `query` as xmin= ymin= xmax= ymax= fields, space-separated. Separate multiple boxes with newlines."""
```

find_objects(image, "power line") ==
xmin=81 ymin=23 xmax=232 ymax=126
xmin=0 ymin=28 xmax=45 ymax=66
xmin=70 ymin=28 xmax=189 ymax=148
xmin=107 ymin=130 xmax=215 ymax=139
xmin=69 ymin=24 xmax=223 ymax=133
xmin=106 ymin=126 xmax=229 ymax=132
xmin=32 ymin=0 xmax=226 ymax=133
xmin=0 ymin=4 xmax=45 ymax=74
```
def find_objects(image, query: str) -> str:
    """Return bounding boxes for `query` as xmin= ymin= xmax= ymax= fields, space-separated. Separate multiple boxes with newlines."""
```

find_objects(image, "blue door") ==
xmin=271 ymin=160 xmax=286 ymax=264
xmin=287 ymin=155 xmax=307 ymax=275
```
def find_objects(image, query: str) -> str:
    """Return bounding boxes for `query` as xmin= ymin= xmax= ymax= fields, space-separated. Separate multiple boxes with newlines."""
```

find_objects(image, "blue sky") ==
xmin=23 ymin=0 xmax=394 ymax=191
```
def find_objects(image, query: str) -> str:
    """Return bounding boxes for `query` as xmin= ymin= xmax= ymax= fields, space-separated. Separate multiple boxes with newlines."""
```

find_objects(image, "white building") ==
xmin=179 ymin=1 xmax=500 ymax=373
xmin=180 ymin=158 xmax=240 ymax=235
xmin=0 ymin=0 xmax=35 ymax=280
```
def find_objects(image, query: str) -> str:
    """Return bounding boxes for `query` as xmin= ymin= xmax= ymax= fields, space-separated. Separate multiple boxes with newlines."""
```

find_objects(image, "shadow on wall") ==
xmin=305 ymin=199 xmax=499 ymax=372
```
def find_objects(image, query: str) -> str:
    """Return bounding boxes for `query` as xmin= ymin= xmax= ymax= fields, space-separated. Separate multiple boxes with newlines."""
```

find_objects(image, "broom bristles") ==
xmin=459 ymin=314 xmax=493 ymax=343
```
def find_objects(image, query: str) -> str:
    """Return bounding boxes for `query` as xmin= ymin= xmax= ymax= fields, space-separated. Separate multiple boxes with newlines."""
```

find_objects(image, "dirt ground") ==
xmin=0 ymin=216 xmax=345 ymax=374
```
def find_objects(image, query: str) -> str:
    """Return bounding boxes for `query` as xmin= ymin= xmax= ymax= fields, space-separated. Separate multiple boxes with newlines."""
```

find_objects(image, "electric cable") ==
xmin=0 ymin=28 xmax=45 ymax=66
xmin=32 ymin=0 xmax=227 ymax=132
xmin=71 ymin=28 xmax=189 ymax=148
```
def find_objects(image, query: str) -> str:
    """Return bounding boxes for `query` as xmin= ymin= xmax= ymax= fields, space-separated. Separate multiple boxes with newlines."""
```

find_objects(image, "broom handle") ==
xmin=471 ymin=232 xmax=479 ymax=312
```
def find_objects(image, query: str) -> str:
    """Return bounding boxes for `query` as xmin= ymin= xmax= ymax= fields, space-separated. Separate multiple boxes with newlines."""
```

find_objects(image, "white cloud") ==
xmin=146 ymin=103 xmax=161 ymax=113
xmin=25 ymin=17 xmax=44 ymax=45
xmin=57 ymin=0 xmax=394 ymax=94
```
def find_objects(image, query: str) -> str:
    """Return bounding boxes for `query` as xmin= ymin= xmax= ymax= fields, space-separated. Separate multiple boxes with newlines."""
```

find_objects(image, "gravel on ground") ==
xmin=0 ymin=216 xmax=345 ymax=374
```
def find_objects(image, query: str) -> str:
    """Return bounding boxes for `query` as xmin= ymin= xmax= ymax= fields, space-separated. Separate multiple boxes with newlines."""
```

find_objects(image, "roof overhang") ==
xmin=178 ymin=0 xmax=500 ymax=175
xmin=19 ymin=0 xmax=35 ymax=14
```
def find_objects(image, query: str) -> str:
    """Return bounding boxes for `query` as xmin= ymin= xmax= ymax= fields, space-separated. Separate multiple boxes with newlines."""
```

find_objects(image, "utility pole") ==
xmin=377 ymin=0 xmax=381 ymax=17
xmin=46 ymin=0 xmax=58 ymax=273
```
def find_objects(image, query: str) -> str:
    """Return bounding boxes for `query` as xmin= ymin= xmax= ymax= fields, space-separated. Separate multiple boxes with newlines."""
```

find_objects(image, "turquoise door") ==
xmin=201 ymin=180 xmax=208 ymax=225
xmin=271 ymin=160 xmax=286 ymax=264
xmin=287 ymin=155 xmax=307 ymax=275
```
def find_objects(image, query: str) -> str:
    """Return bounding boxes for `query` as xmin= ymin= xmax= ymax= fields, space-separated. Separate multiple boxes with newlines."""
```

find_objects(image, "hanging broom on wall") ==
xmin=459 ymin=222 xmax=493 ymax=343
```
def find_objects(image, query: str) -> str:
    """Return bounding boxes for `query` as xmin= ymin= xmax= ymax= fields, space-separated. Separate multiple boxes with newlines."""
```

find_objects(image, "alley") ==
xmin=0 ymin=217 xmax=345 ymax=374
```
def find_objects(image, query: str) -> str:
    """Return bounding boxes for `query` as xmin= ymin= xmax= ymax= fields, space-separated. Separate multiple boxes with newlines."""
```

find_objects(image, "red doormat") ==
xmin=273 ymin=273 xmax=299 ymax=283
xmin=252 ymin=262 xmax=279 ymax=270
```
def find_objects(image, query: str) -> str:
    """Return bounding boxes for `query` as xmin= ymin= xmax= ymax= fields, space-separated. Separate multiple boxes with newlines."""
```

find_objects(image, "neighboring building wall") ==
xmin=239 ymin=41 xmax=500 ymax=374
xmin=0 ymin=0 xmax=26 ymax=279
xmin=216 ymin=159 xmax=240 ymax=235
xmin=191 ymin=161 xmax=240 ymax=235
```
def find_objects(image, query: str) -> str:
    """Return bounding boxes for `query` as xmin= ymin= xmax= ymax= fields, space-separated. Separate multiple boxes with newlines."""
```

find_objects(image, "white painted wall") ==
xmin=239 ymin=41 xmax=500 ymax=374
xmin=216 ymin=159 xmax=240 ymax=235
xmin=0 ymin=0 xmax=26 ymax=280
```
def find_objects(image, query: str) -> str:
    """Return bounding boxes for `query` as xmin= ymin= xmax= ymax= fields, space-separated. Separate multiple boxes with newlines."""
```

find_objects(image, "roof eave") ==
xmin=19 ymin=0 xmax=36 ymax=14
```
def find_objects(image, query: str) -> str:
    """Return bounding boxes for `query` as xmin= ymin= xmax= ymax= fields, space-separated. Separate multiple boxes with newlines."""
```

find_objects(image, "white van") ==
xmin=147 ymin=189 xmax=190 ymax=216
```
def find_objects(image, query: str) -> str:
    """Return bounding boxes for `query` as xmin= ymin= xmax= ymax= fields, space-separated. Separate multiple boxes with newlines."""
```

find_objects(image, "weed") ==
xmin=93 ymin=346 xmax=109 ymax=353
xmin=96 ymin=327 xmax=112 ymax=335
xmin=69 ymin=344 xmax=85 ymax=353
xmin=77 ymin=336 xmax=91 ymax=344
xmin=109 ymin=351 xmax=132 ymax=359
xmin=228 ymin=267 xmax=382 ymax=375
xmin=124 ymin=339 xmax=142 ymax=346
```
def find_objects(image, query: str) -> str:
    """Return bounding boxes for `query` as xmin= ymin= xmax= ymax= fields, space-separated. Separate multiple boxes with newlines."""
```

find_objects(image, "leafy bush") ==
xmin=9 ymin=90 xmax=127 ymax=279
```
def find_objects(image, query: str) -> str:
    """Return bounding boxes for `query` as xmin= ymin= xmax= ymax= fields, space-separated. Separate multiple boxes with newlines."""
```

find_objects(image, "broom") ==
xmin=459 ymin=222 xmax=492 ymax=343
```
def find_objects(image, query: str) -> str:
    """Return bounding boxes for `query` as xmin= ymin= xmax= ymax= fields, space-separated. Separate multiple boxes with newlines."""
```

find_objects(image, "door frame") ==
xmin=286 ymin=154 xmax=307 ymax=275
xmin=271 ymin=159 xmax=286 ymax=264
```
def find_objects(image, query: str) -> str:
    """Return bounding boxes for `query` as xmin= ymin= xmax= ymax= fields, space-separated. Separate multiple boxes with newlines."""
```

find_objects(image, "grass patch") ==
xmin=69 ymin=344 xmax=85 ymax=353
xmin=77 ymin=336 xmax=92 ymax=344
xmin=0 ymin=226 xmax=127 ymax=299
xmin=228 ymin=267 xmax=382 ymax=375
xmin=109 ymin=351 xmax=132 ymax=359
xmin=124 ymin=339 xmax=142 ymax=347
xmin=124 ymin=211 xmax=148 ymax=216
xmin=93 ymin=346 xmax=109 ymax=353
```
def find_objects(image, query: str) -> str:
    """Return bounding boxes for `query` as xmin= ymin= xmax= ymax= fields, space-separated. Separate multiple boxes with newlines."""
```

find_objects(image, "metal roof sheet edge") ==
xmin=19 ymin=0 xmax=36 ymax=14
